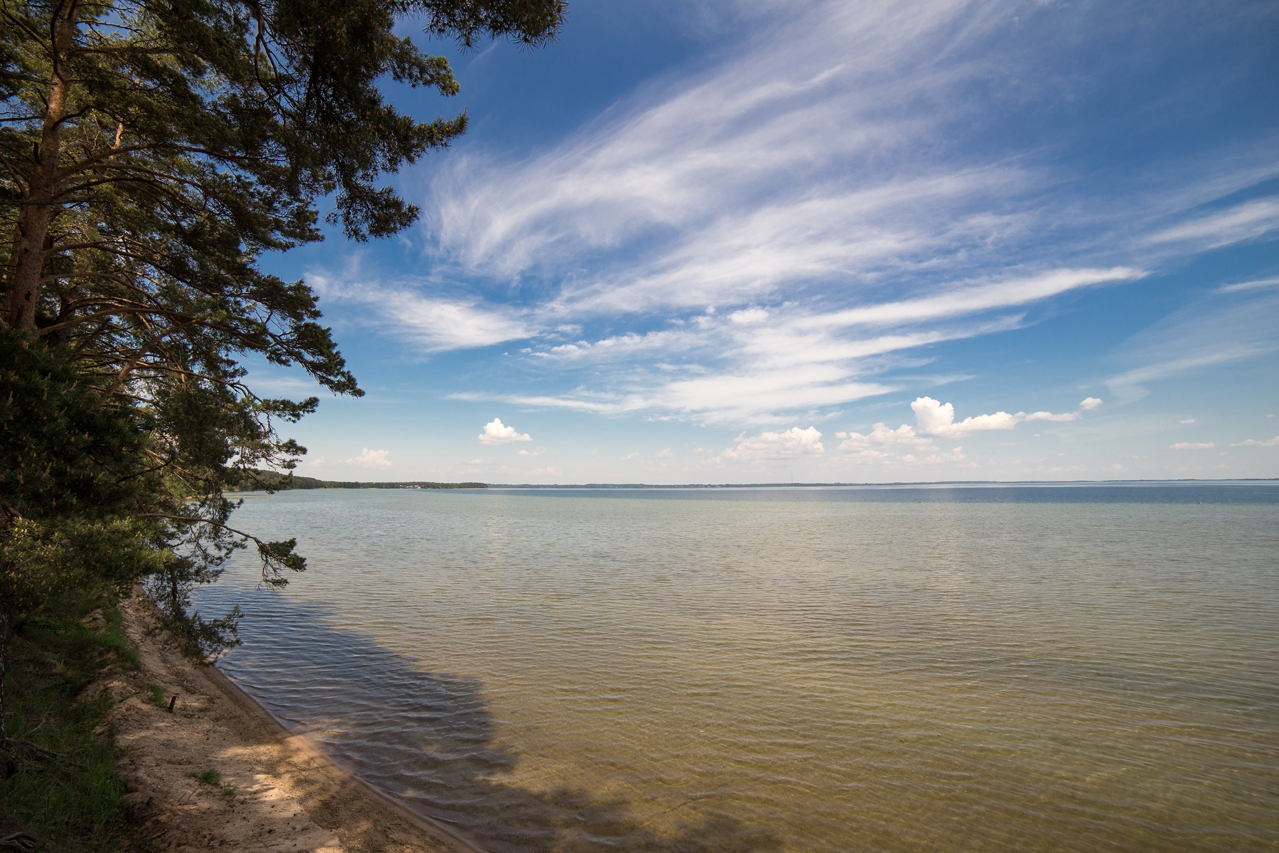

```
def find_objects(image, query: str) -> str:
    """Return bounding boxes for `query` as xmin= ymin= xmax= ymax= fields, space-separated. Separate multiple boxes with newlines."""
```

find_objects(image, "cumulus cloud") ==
xmin=910 ymin=396 xmax=1100 ymax=436
xmin=925 ymin=447 xmax=966 ymax=464
xmin=478 ymin=418 xmax=532 ymax=445
xmin=1171 ymin=442 xmax=1215 ymax=450
xmin=838 ymin=422 xmax=935 ymax=452
xmin=722 ymin=427 xmax=824 ymax=461
xmin=835 ymin=395 xmax=1101 ymax=462
xmin=347 ymin=448 xmax=392 ymax=469
xmin=1232 ymin=436 xmax=1279 ymax=447
xmin=655 ymin=448 xmax=673 ymax=459
xmin=836 ymin=428 xmax=967 ymax=465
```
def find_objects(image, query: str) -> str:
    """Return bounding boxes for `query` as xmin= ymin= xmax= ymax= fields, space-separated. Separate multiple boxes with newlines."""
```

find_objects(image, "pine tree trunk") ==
xmin=4 ymin=0 xmax=80 ymax=331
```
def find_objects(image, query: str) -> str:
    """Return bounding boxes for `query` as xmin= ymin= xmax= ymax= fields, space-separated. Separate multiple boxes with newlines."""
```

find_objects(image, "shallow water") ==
xmin=196 ymin=485 xmax=1279 ymax=852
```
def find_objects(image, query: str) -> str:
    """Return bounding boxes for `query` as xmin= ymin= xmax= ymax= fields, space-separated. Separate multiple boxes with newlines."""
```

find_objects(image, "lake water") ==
xmin=196 ymin=484 xmax=1279 ymax=852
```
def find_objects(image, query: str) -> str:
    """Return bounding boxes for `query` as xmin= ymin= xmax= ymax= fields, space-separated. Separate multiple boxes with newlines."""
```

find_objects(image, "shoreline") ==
xmin=109 ymin=592 xmax=489 ymax=853
xmin=203 ymin=664 xmax=489 ymax=853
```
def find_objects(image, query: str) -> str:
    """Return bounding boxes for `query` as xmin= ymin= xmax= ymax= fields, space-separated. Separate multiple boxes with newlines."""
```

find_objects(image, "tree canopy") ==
xmin=0 ymin=0 xmax=564 ymax=654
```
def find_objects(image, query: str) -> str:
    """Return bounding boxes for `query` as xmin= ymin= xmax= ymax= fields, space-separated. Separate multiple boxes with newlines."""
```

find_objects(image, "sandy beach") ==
xmin=101 ymin=592 xmax=487 ymax=853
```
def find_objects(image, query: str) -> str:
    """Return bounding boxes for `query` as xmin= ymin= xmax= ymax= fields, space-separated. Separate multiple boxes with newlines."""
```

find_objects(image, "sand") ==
xmin=99 ymin=592 xmax=487 ymax=853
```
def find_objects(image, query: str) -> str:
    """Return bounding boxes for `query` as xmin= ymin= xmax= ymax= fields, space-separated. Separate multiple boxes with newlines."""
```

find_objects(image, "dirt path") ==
xmin=101 ymin=592 xmax=486 ymax=853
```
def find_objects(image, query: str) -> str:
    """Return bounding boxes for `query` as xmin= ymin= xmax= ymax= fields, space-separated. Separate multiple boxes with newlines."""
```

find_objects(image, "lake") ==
xmin=195 ymin=484 xmax=1279 ymax=851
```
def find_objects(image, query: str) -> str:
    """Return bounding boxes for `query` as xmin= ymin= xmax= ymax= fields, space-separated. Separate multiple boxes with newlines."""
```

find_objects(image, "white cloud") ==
xmin=467 ymin=458 xmax=483 ymax=464
xmin=311 ymin=271 xmax=531 ymax=352
xmin=1144 ymin=198 xmax=1279 ymax=250
xmin=1170 ymin=442 xmax=1215 ymax=450
xmin=722 ymin=427 xmax=824 ymax=461
xmin=832 ymin=396 xmax=1100 ymax=461
xmin=1108 ymin=290 xmax=1279 ymax=398
xmin=925 ymin=446 xmax=966 ymax=464
xmin=730 ymin=308 xmax=769 ymax=325
xmin=838 ymin=422 xmax=935 ymax=452
xmin=478 ymin=418 xmax=532 ymax=445
xmin=913 ymin=396 xmax=1018 ymax=435
xmin=1232 ymin=436 xmax=1279 ymax=447
xmin=1218 ymin=276 xmax=1279 ymax=293
xmin=656 ymin=370 xmax=891 ymax=425
xmin=793 ymin=269 xmax=1141 ymax=332
xmin=655 ymin=448 xmax=673 ymax=459
xmin=347 ymin=448 xmax=392 ymax=469
xmin=1180 ymin=418 xmax=1196 ymax=424
xmin=308 ymin=0 xmax=1276 ymax=435
xmin=909 ymin=395 xmax=1099 ymax=437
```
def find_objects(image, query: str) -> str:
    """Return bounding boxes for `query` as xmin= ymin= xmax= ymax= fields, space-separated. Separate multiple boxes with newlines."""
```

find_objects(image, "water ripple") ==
xmin=195 ymin=488 xmax=1279 ymax=852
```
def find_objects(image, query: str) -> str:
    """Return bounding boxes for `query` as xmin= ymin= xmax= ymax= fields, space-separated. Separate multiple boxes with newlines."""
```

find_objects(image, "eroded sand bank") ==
xmin=102 ymin=592 xmax=486 ymax=853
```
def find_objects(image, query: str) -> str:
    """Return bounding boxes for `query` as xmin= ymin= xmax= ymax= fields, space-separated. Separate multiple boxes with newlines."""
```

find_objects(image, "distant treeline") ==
xmin=235 ymin=471 xmax=485 ymax=491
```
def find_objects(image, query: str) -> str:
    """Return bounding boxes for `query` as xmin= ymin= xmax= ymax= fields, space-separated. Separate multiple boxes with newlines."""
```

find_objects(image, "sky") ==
xmin=254 ymin=0 xmax=1279 ymax=484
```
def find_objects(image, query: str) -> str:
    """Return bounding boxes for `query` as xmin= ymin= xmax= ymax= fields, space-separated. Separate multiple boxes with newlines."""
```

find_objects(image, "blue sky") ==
xmin=255 ymin=0 xmax=1279 ymax=484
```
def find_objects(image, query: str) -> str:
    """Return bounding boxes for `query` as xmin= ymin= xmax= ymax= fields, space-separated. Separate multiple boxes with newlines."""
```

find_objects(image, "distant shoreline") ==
xmin=235 ymin=471 xmax=487 ymax=490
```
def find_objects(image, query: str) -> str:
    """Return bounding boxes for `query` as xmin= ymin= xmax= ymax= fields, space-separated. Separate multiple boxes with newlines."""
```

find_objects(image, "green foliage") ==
xmin=0 ymin=2 xmax=562 ymax=846
xmin=187 ymin=768 xmax=235 ymax=797
xmin=0 ymin=332 xmax=140 ymax=521
xmin=0 ymin=0 xmax=562 ymax=657
xmin=189 ymin=769 xmax=220 ymax=787
xmin=0 ymin=589 xmax=138 ymax=852
xmin=0 ymin=332 xmax=164 ymax=626
xmin=144 ymin=683 xmax=166 ymax=708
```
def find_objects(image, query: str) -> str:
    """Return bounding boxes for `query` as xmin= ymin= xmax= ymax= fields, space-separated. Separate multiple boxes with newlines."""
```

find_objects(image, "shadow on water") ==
xmin=211 ymin=593 xmax=782 ymax=853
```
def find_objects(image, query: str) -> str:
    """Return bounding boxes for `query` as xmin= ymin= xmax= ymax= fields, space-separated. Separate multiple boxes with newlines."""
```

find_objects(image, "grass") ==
xmin=189 ymin=768 xmax=235 ymax=798
xmin=144 ymin=684 xmax=166 ymax=709
xmin=0 ymin=587 xmax=140 ymax=852
xmin=190 ymin=768 xmax=220 ymax=786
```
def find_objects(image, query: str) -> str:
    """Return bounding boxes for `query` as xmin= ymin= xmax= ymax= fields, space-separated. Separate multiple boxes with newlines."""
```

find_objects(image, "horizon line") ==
xmin=296 ymin=477 xmax=1277 ymax=488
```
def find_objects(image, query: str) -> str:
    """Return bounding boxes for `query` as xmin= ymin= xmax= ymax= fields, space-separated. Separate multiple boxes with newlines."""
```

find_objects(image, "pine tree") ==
xmin=0 ymin=0 xmax=564 ymax=653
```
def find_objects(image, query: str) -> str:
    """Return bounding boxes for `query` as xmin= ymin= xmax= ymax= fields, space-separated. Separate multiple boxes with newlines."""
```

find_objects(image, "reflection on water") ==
xmin=196 ymin=486 xmax=1279 ymax=852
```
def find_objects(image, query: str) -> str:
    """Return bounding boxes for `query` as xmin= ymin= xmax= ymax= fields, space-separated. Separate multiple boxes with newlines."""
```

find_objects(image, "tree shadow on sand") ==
xmin=208 ymin=593 xmax=783 ymax=853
